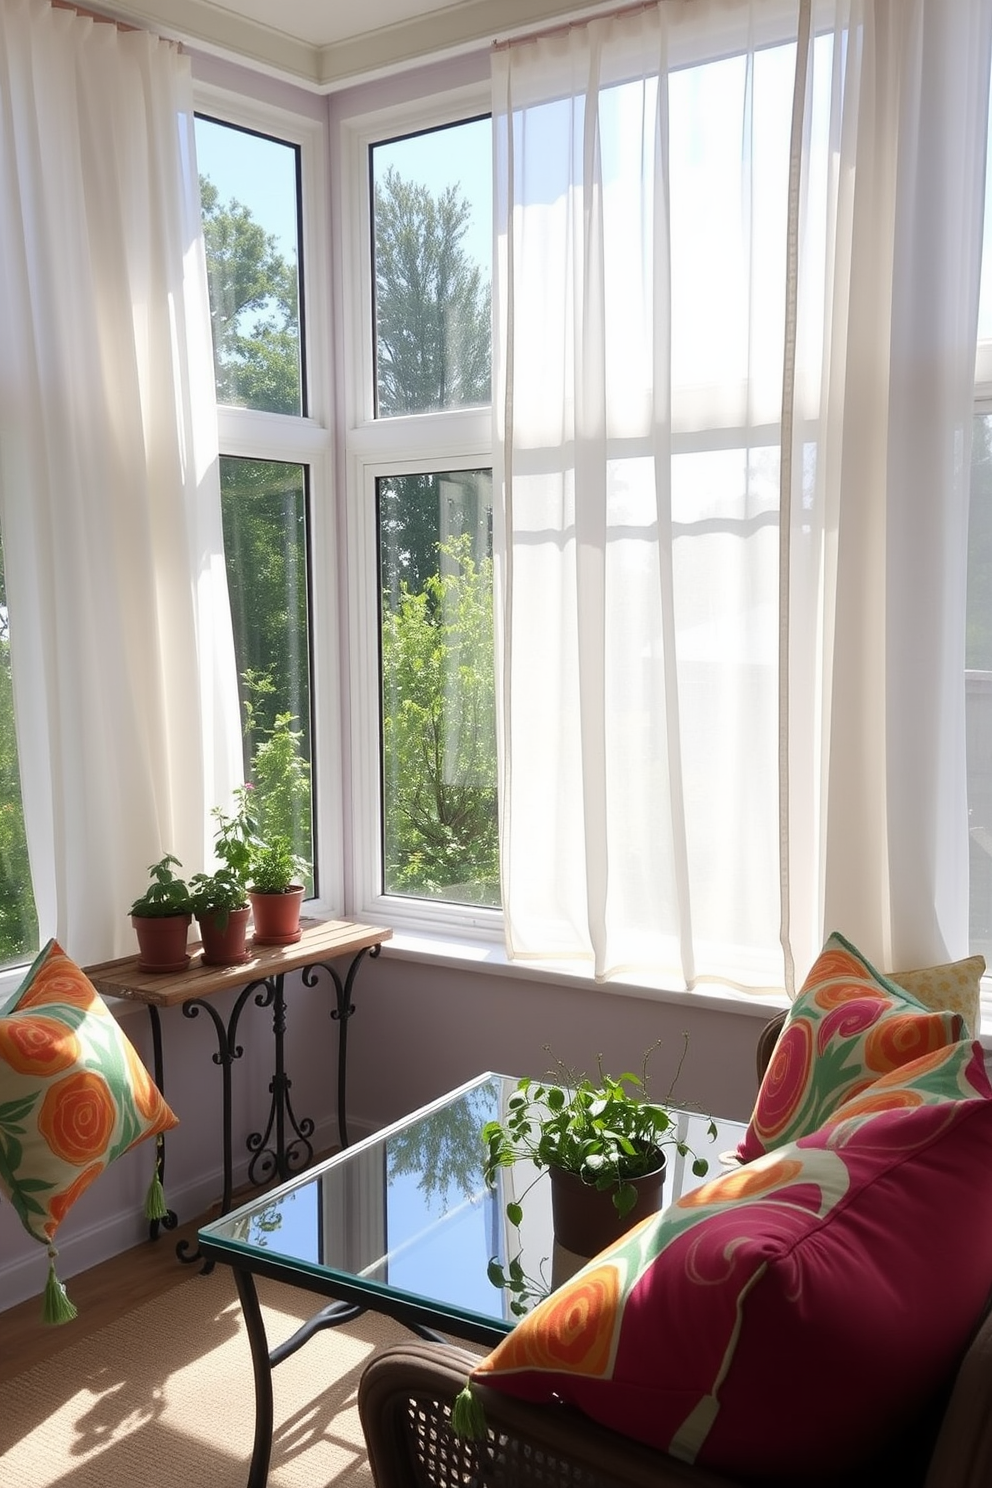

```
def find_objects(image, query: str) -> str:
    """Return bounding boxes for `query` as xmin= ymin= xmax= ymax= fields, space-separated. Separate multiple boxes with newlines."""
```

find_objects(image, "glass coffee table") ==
xmin=197 ymin=1071 xmax=744 ymax=1488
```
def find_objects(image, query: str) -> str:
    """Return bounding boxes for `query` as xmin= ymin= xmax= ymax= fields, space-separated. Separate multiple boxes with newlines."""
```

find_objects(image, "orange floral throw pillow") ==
xmin=0 ymin=939 xmax=177 ymax=1320
xmin=737 ymin=930 xmax=966 ymax=1163
xmin=466 ymin=1057 xmax=992 ymax=1481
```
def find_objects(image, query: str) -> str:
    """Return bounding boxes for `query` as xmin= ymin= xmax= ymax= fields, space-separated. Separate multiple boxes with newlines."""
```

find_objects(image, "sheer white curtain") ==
xmin=786 ymin=0 xmax=992 ymax=982
xmin=492 ymin=0 xmax=992 ymax=993
xmin=0 ymin=0 xmax=242 ymax=963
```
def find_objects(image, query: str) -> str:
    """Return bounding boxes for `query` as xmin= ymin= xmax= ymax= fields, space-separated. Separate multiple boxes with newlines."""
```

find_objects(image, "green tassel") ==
xmin=144 ymin=1168 xmax=168 ymax=1223
xmin=451 ymin=1381 xmax=488 ymax=1441
xmin=42 ymin=1248 xmax=77 ymax=1326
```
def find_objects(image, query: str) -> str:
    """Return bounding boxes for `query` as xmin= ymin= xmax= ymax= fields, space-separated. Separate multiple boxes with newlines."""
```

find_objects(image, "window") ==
xmin=378 ymin=468 xmax=496 ymax=905
xmin=0 ymin=537 xmax=38 ymax=967
xmin=195 ymin=103 xmax=324 ymax=896
xmin=220 ymin=457 xmax=313 ymax=886
xmin=371 ymin=118 xmax=492 ymax=417
xmin=344 ymin=96 xmax=496 ymax=924
xmin=196 ymin=115 xmax=304 ymax=417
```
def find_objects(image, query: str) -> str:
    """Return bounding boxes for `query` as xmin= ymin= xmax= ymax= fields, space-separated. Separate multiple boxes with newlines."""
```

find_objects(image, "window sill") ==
xmin=378 ymin=927 xmax=790 ymax=1022
xmin=378 ymin=927 xmax=992 ymax=1051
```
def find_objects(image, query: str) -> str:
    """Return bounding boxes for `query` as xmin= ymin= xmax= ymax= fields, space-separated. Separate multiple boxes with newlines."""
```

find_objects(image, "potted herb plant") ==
xmin=129 ymin=855 xmax=194 ymax=972
xmin=483 ymin=1043 xmax=715 ymax=1309
xmin=247 ymin=834 xmax=309 ymax=946
xmin=188 ymin=866 xmax=251 ymax=965
xmin=187 ymin=796 xmax=253 ymax=965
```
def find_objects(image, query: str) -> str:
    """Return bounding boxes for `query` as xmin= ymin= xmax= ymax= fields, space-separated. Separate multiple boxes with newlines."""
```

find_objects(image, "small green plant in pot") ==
xmin=189 ymin=865 xmax=250 ymax=964
xmin=129 ymin=855 xmax=194 ymax=972
xmin=483 ymin=1041 xmax=716 ymax=1313
xmin=247 ymin=833 xmax=310 ymax=946
xmin=187 ymin=797 xmax=253 ymax=964
xmin=248 ymin=834 xmax=308 ymax=895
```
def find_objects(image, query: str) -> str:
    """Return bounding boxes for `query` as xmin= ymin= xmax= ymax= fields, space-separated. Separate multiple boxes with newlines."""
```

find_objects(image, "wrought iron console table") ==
xmin=86 ymin=917 xmax=391 ymax=1265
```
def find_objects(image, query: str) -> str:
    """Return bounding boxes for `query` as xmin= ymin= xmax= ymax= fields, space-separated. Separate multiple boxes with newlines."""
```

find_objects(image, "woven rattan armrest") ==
xmin=358 ymin=1341 xmax=748 ymax=1488
xmin=923 ymin=1304 xmax=992 ymax=1488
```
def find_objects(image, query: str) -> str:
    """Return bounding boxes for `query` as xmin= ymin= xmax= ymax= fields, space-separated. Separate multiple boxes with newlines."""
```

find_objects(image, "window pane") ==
xmin=0 ymin=541 xmax=38 ymax=966
xmin=378 ymin=470 xmax=498 ymax=905
xmin=220 ymin=458 xmax=313 ymax=891
xmin=371 ymin=118 xmax=492 ymax=416
xmin=196 ymin=116 xmax=304 ymax=416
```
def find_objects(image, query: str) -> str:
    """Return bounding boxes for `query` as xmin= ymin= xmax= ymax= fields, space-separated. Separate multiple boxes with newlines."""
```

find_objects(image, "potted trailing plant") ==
xmin=483 ymin=1043 xmax=715 ymax=1311
xmin=247 ymin=833 xmax=309 ymax=946
xmin=129 ymin=855 xmax=194 ymax=972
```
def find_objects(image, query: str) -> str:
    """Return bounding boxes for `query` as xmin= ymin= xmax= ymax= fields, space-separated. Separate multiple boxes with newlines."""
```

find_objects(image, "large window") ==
xmin=195 ymin=108 xmax=318 ymax=893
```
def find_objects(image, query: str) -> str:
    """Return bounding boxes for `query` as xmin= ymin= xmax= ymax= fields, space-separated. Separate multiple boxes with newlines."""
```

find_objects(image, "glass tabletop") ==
xmin=198 ymin=1071 xmax=744 ymax=1340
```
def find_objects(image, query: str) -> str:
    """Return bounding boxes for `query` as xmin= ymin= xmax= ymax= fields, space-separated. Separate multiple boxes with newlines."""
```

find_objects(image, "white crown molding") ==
xmin=312 ymin=0 xmax=615 ymax=90
xmin=98 ymin=0 xmax=616 ymax=90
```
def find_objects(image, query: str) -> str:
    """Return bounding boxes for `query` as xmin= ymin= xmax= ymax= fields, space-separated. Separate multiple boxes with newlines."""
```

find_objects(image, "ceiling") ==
xmin=99 ymin=0 xmax=612 ymax=91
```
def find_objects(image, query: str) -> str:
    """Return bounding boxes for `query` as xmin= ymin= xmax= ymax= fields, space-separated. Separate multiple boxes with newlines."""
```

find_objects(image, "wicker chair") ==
xmin=358 ymin=1016 xmax=992 ymax=1488
xmin=358 ymin=1313 xmax=992 ymax=1488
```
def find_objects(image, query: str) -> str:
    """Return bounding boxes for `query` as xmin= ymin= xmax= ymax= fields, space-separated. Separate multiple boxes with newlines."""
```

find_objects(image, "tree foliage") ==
xmin=374 ymin=166 xmax=491 ymax=416
xmin=381 ymin=534 xmax=498 ymax=903
xmin=0 ymin=551 xmax=37 ymax=964
xmin=200 ymin=177 xmax=301 ymax=415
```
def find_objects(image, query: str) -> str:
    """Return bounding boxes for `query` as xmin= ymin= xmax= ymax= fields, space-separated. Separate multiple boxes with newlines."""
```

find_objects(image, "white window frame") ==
xmin=338 ymin=81 xmax=502 ymax=938
xmin=191 ymin=82 xmax=343 ymax=920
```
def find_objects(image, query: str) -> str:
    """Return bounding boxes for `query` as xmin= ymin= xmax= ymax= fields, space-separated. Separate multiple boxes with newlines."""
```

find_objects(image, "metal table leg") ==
xmin=146 ymin=1006 xmax=178 ymax=1241
xmin=234 ymin=1265 xmax=364 ymax=1488
xmin=302 ymin=941 xmax=382 ymax=1148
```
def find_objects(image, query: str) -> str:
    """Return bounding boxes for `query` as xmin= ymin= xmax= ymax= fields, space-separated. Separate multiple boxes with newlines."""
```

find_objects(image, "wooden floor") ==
xmin=0 ymin=1205 xmax=212 ymax=1383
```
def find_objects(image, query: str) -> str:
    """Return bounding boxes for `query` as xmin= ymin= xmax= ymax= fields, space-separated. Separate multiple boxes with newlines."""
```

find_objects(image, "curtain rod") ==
xmin=492 ymin=0 xmax=662 ymax=51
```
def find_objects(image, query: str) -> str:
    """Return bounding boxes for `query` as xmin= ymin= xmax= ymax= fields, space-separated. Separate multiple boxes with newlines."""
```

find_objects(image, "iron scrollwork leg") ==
xmin=302 ymin=941 xmax=381 ymax=1149
xmin=246 ymin=972 xmax=316 ymax=1187
xmin=176 ymin=979 xmax=262 ymax=1269
xmin=146 ymin=1006 xmax=178 ymax=1241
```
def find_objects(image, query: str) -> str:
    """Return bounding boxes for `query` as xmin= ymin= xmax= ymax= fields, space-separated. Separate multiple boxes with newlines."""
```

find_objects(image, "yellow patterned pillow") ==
xmin=890 ymin=956 xmax=985 ymax=1038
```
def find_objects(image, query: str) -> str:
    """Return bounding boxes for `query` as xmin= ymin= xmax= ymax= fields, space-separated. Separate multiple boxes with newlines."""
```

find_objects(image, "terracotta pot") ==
xmin=249 ymin=886 xmax=305 ymax=946
xmin=196 ymin=906 xmax=251 ymax=966
xmin=131 ymin=913 xmax=191 ymax=974
xmin=550 ymin=1152 xmax=667 ymax=1258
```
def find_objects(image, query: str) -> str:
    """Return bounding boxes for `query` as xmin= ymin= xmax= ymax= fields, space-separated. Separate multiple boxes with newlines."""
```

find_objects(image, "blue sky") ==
xmin=195 ymin=113 xmax=493 ymax=278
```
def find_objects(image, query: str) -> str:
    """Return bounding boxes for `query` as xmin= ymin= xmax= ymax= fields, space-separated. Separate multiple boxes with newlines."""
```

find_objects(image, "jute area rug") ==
xmin=1 ymin=1267 xmax=419 ymax=1488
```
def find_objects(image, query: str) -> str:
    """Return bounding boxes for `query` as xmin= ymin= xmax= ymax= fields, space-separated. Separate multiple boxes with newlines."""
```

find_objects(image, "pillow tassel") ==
xmin=144 ymin=1152 xmax=168 ymax=1223
xmin=42 ymin=1245 xmax=77 ymax=1326
xmin=451 ymin=1381 xmax=488 ymax=1440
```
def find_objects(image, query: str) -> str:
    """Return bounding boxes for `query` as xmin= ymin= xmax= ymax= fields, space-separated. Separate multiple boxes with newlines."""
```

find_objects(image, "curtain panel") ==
xmin=0 ymin=0 xmax=242 ymax=963
xmin=492 ymin=0 xmax=992 ymax=993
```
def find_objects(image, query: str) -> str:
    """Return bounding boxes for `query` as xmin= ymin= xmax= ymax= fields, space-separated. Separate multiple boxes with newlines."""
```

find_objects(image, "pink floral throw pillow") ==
xmin=465 ymin=1076 xmax=992 ymax=1481
xmin=737 ymin=931 xmax=965 ymax=1163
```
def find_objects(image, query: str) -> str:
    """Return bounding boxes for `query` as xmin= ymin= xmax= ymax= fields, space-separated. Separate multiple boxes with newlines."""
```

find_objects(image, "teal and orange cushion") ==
xmin=0 ymin=940 xmax=177 ymax=1311
xmin=737 ymin=930 xmax=966 ymax=1163
xmin=471 ymin=1058 xmax=992 ymax=1480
